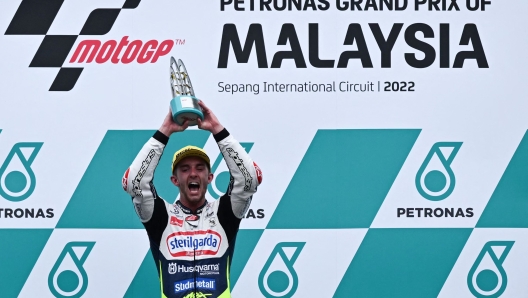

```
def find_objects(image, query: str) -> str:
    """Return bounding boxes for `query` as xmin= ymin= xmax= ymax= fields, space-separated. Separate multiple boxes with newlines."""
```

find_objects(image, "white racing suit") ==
xmin=122 ymin=129 xmax=261 ymax=298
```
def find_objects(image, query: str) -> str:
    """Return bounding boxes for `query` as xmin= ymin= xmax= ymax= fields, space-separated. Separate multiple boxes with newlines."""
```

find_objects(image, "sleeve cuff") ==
xmin=153 ymin=130 xmax=169 ymax=145
xmin=213 ymin=128 xmax=230 ymax=142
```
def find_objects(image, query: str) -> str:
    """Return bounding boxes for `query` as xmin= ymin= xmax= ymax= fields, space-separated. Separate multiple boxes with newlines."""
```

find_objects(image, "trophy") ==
xmin=169 ymin=57 xmax=203 ymax=126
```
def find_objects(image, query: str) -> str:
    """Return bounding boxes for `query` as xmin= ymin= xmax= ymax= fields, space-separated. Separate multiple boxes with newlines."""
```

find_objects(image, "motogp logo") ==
xmin=4 ymin=0 xmax=173 ymax=91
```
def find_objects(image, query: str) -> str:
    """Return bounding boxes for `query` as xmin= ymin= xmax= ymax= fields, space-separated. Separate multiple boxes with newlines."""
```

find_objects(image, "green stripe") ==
xmin=267 ymin=129 xmax=420 ymax=229
xmin=123 ymin=249 xmax=160 ymax=298
xmin=56 ymin=130 xmax=210 ymax=229
xmin=477 ymin=130 xmax=528 ymax=228
xmin=231 ymin=229 xmax=264 ymax=288
xmin=0 ymin=229 xmax=53 ymax=297
xmin=333 ymin=228 xmax=472 ymax=298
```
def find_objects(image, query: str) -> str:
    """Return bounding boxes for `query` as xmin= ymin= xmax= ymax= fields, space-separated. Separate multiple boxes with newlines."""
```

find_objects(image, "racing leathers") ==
xmin=122 ymin=128 xmax=261 ymax=298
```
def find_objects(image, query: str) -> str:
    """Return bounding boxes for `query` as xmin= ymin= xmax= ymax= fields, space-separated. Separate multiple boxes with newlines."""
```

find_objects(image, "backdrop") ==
xmin=1 ymin=0 xmax=527 ymax=297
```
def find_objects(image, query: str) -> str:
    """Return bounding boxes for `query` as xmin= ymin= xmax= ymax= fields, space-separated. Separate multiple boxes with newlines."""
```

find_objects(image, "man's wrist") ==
xmin=154 ymin=130 xmax=170 ymax=145
xmin=158 ymin=126 xmax=172 ymax=137
xmin=210 ymin=124 xmax=224 ymax=135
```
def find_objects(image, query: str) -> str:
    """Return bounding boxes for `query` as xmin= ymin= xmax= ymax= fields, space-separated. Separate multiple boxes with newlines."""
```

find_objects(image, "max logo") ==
xmin=4 ymin=0 xmax=165 ymax=91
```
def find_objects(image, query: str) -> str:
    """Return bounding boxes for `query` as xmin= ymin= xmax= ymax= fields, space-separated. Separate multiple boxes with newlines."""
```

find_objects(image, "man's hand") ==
xmin=197 ymin=100 xmax=224 ymax=135
xmin=159 ymin=109 xmax=189 ymax=137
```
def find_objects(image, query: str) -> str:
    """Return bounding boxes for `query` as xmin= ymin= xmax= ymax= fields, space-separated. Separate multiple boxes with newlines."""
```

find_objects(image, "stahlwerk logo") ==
xmin=415 ymin=142 xmax=463 ymax=201
xmin=48 ymin=241 xmax=96 ymax=298
xmin=174 ymin=278 xmax=216 ymax=294
xmin=5 ymin=0 xmax=179 ymax=91
xmin=467 ymin=241 xmax=514 ymax=298
xmin=258 ymin=242 xmax=305 ymax=298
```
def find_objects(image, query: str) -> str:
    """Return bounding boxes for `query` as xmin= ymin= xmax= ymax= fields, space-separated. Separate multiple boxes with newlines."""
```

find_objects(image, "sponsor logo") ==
xmin=396 ymin=142 xmax=471 ymax=220
xmin=185 ymin=214 xmax=200 ymax=228
xmin=167 ymin=262 xmax=220 ymax=275
xmin=5 ymin=1 xmax=181 ymax=91
xmin=0 ymin=208 xmax=53 ymax=218
xmin=416 ymin=142 xmax=462 ymax=201
xmin=170 ymin=216 xmax=183 ymax=227
xmin=122 ymin=168 xmax=130 ymax=191
xmin=467 ymin=241 xmax=514 ymax=298
xmin=254 ymin=161 xmax=263 ymax=184
xmin=48 ymin=242 xmax=96 ymax=298
xmin=168 ymin=262 xmax=177 ymax=274
xmin=0 ymin=142 xmax=43 ymax=202
xmin=259 ymin=242 xmax=305 ymax=298
xmin=396 ymin=207 xmax=474 ymax=218
xmin=186 ymin=215 xmax=199 ymax=221
xmin=174 ymin=278 xmax=216 ymax=294
xmin=227 ymin=147 xmax=253 ymax=191
xmin=208 ymin=142 xmax=254 ymax=199
xmin=208 ymin=218 xmax=217 ymax=227
xmin=132 ymin=150 xmax=156 ymax=197
xmin=68 ymin=36 xmax=173 ymax=64
xmin=166 ymin=230 xmax=222 ymax=257
xmin=170 ymin=205 xmax=183 ymax=218
xmin=245 ymin=208 xmax=265 ymax=219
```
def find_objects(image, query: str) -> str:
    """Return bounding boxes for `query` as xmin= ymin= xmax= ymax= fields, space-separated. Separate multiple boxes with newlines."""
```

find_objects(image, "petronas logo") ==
xmin=467 ymin=241 xmax=514 ymax=298
xmin=415 ymin=142 xmax=462 ymax=201
xmin=0 ymin=142 xmax=43 ymax=202
xmin=207 ymin=142 xmax=253 ymax=199
xmin=48 ymin=242 xmax=96 ymax=298
xmin=258 ymin=242 xmax=305 ymax=298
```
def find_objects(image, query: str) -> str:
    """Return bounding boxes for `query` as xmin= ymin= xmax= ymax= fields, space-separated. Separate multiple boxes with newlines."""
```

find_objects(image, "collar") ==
xmin=175 ymin=200 xmax=207 ymax=215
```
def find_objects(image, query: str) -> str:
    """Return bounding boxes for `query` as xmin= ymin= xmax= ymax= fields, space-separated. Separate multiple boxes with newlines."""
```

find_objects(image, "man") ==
xmin=122 ymin=100 xmax=262 ymax=298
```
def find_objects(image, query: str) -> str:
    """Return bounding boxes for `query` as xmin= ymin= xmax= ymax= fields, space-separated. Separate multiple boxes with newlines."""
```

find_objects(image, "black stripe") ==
xmin=123 ymin=0 xmax=141 ymax=9
xmin=49 ymin=68 xmax=83 ymax=91
xmin=80 ymin=9 xmax=121 ymax=35
xmin=213 ymin=128 xmax=230 ymax=142
xmin=30 ymin=35 xmax=78 ymax=67
xmin=5 ymin=0 xmax=64 ymax=35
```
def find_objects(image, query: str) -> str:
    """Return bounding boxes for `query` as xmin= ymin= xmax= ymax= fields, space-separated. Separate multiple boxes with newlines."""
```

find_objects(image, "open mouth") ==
xmin=188 ymin=182 xmax=200 ymax=194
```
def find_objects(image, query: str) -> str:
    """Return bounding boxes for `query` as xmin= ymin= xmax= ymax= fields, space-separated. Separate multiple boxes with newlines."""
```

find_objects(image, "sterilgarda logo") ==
xmin=166 ymin=230 xmax=222 ymax=257
xmin=5 ymin=0 xmax=181 ymax=91
xmin=467 ymin=241 xmax=514 ymax=298
xmin=48 ymin=242 xmax=96 ymax=298
xmin=206 ymin=142 xmax=265 ymax=219
xmin=0 ymin=142 xmax=43 ymax=202
xmin=416 ymin=142 xmax=463 ymax=201
xmin=258 ymin=242 xmax=305 ymax=298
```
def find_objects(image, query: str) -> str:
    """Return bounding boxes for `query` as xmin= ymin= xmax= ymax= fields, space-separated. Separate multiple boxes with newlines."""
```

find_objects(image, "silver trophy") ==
xmin=170 ymin=57 xmax=203 ymax=126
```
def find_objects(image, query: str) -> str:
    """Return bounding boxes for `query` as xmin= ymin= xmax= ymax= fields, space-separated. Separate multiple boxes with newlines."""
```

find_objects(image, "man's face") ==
xmin=171 ymin=156 xmax=213 ymax=205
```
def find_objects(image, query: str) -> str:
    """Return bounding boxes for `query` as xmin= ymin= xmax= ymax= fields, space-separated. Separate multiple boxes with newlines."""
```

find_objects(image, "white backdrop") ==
xmin=1 ymin=0 xmax=528 ymax=297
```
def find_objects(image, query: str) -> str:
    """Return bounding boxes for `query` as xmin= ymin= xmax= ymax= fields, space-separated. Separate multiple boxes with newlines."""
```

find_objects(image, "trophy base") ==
xmin=170 ymin=95 xmax=204 ymax=126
